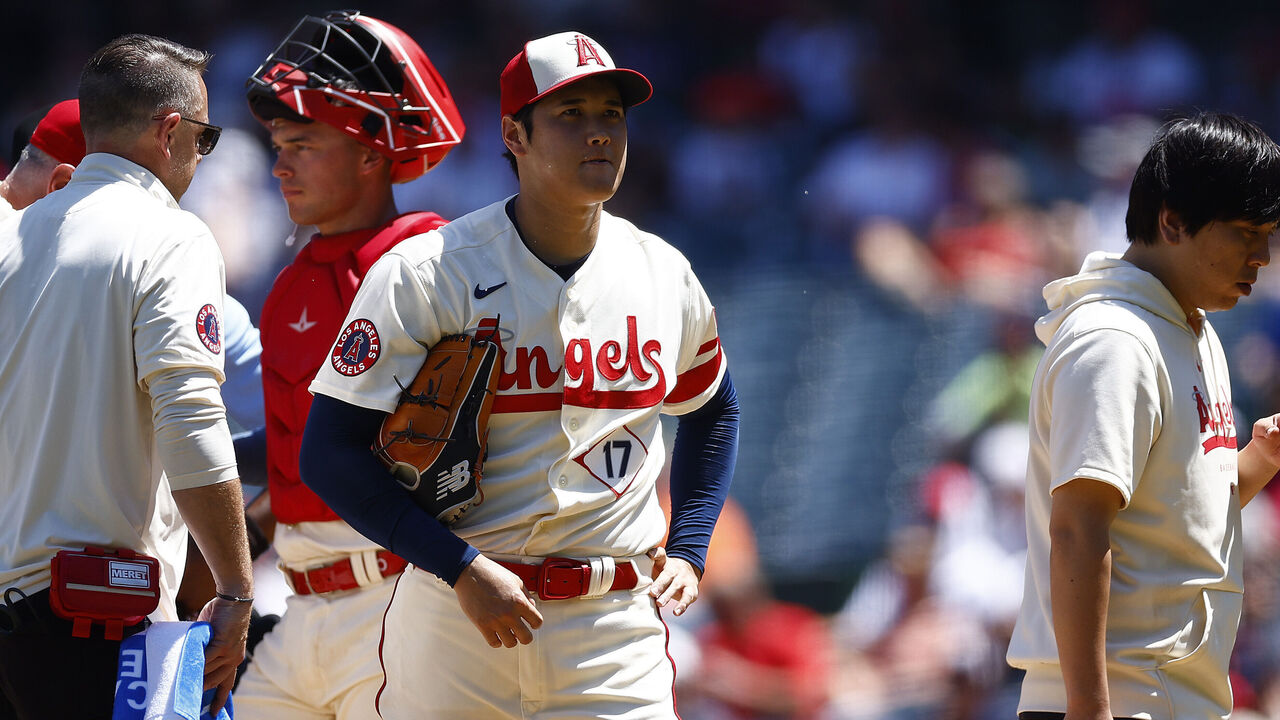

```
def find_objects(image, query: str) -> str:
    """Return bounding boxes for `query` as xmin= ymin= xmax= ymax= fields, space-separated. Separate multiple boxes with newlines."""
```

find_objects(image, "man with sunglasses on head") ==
xmin=0 ymin=96 xmax=266 ymax=462
xmin=0 ymin=34 xmax=252 ymax=719
xmin=231 ymin=11 xmax=464 ymax=719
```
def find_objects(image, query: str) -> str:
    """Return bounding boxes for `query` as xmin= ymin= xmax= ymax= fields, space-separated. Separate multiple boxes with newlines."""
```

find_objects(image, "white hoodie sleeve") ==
xmin=1041 ymin=325 xmax=1161 ymax=505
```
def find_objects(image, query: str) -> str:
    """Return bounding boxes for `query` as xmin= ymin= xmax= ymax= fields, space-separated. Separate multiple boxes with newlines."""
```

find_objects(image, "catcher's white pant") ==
xmin=233 ymin=577 xmax=395 ymax=719
xmin=377 ymin=559 xmax=678 ymax=720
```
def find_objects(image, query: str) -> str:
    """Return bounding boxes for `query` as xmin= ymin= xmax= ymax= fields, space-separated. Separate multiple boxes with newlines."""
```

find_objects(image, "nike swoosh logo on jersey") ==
xmin=474 ymin=282 xmax=507 ymax=299
xmin=288 ymin=307 xmax=318 ymax=333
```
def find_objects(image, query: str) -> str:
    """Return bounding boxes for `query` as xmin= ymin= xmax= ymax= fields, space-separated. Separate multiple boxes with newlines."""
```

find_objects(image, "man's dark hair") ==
xmin=79 ymin=34 xmax=212 ymax=142
xmin=1126 ymin=112 xmax=1280 ymax=245
xmin=502 ymin=104 xmax=535 ymax=178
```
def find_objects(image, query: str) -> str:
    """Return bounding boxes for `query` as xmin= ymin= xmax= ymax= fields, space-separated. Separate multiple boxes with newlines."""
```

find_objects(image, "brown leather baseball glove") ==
xmin=372 ymin=333 xmax=501 ymax=523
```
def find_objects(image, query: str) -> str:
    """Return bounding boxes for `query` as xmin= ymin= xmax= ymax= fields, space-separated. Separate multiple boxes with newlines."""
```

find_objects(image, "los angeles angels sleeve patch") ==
xmin=195 ymin=304 xmax=222 ymax=354
xmin=331 ymin=318 xmax=381 ymax=376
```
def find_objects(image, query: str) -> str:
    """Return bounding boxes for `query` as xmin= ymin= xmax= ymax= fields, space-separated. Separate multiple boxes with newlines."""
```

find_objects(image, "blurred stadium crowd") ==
xmin=10 ymin=0 xmax=1280 ymax=717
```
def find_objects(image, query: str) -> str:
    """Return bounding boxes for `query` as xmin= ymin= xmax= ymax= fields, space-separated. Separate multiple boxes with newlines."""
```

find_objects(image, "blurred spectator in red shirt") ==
xmin=688 ymin=568 xmax=833 ymax=719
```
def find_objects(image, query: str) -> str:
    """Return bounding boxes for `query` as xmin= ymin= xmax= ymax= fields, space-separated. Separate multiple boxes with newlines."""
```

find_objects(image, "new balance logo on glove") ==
xmin=436 ymin=461 xmax=472 ymax=500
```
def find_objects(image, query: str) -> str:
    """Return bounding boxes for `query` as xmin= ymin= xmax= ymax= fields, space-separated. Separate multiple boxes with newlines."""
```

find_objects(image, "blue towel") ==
xmin=112 ymin=621 xmax=233 ymax=720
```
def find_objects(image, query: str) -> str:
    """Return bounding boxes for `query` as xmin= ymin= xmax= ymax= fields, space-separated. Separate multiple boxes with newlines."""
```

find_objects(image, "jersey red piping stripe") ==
xmin=492 ymin=387 xmax=671 ymax=413
xmin=696 ymin=337 xmax=720 ymax=355
xmin=374 ymin=571 xmax=405 ymax=715
xmin=664 ymin=348 xmax=723 ymax=405
xmin=656 ymin=600 xmax=683 ymax=719
xmin=492 ymin=392 xmax=562 ymax=413
xmin=565 ymin=384 xmax=666 ymax=410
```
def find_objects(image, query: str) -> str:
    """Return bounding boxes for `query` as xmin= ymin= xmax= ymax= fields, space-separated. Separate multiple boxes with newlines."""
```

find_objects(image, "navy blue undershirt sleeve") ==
xmin=665 ymin=370 xmax=740 ymax=574
xmin=299 ymin=393 xmax=480 ymax=585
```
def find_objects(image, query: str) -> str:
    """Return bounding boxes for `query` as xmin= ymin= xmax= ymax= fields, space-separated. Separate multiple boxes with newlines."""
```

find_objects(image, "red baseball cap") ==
xmin=500 ymin=31 xmax=652 ymax=117
xmin=29 ymin=100 xmax=85 ymax=166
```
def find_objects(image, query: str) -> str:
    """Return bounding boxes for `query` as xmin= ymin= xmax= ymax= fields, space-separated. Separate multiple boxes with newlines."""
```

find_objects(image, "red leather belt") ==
xmin=497 ymin=557 xmax=638 ymax=601
xmin=285 ymin=551 xmax=407 ymax=596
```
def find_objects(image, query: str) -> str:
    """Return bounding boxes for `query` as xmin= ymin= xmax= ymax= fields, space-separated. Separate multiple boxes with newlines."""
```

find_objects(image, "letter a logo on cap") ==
xmin=574 ymin=35 xmax=605 ymax=67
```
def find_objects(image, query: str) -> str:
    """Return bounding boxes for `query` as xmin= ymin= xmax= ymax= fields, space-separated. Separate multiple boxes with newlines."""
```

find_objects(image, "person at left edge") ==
xmin=231 ymin=11 xmax=464 ymax=719
xmin=0 ymin=34 xmax=252 ymax=718
xmin=0 ymin=98 xmax=84 ymax=220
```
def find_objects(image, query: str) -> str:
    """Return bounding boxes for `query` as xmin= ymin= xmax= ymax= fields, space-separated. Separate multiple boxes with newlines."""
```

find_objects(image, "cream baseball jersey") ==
xmin=310 ymin=197 xmax=726 ymax=559
xmin=0 ymin=153 xmax=234 ymax=614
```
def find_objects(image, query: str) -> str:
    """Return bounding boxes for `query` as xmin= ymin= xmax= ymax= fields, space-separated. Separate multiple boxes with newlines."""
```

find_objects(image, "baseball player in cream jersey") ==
xmin=302 ymin=31 xmax=740 ymax=719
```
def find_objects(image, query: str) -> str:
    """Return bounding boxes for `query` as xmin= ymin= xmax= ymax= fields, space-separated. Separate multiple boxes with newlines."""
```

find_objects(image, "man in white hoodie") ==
xmin=1008 ymin=111 xmax=1280 ymax=720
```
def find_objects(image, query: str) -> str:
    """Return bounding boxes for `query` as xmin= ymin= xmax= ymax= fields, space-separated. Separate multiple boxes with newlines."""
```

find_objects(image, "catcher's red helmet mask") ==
xmin=246 ymin=10 xmax=465 ymax=183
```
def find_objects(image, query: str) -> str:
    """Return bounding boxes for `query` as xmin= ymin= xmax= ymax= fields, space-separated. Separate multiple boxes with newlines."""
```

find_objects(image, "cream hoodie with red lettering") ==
xmin=1008 ymin=251 xmax=1242 ymax=720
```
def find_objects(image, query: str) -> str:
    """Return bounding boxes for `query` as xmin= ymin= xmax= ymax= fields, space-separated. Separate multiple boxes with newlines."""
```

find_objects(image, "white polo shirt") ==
xmin=0 ymin=153 xmax=236 ymax=617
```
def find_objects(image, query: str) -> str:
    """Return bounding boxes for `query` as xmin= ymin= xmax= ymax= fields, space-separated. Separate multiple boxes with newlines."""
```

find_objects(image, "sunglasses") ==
xmin=153 ymin=114 xmax=222 ymax=155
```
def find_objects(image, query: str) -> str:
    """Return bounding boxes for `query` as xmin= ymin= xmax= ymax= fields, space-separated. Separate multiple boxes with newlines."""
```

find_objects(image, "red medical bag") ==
xmin=49 ymin=546 xmax=160 ymax=640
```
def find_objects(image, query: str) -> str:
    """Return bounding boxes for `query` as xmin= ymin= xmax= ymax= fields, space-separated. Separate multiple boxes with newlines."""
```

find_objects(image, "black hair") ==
xmin=1126 ymin=111 xmax=1280 ymax=245
xmin=502 ymin=104 xmax=535 ymax=178
xmin=79 ymin=34 xmax=211 ymax=141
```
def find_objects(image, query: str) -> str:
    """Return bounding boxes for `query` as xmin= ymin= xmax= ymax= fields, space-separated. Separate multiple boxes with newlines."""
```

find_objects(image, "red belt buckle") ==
xmin=537 ymin=558 xmax=590 ymax=600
